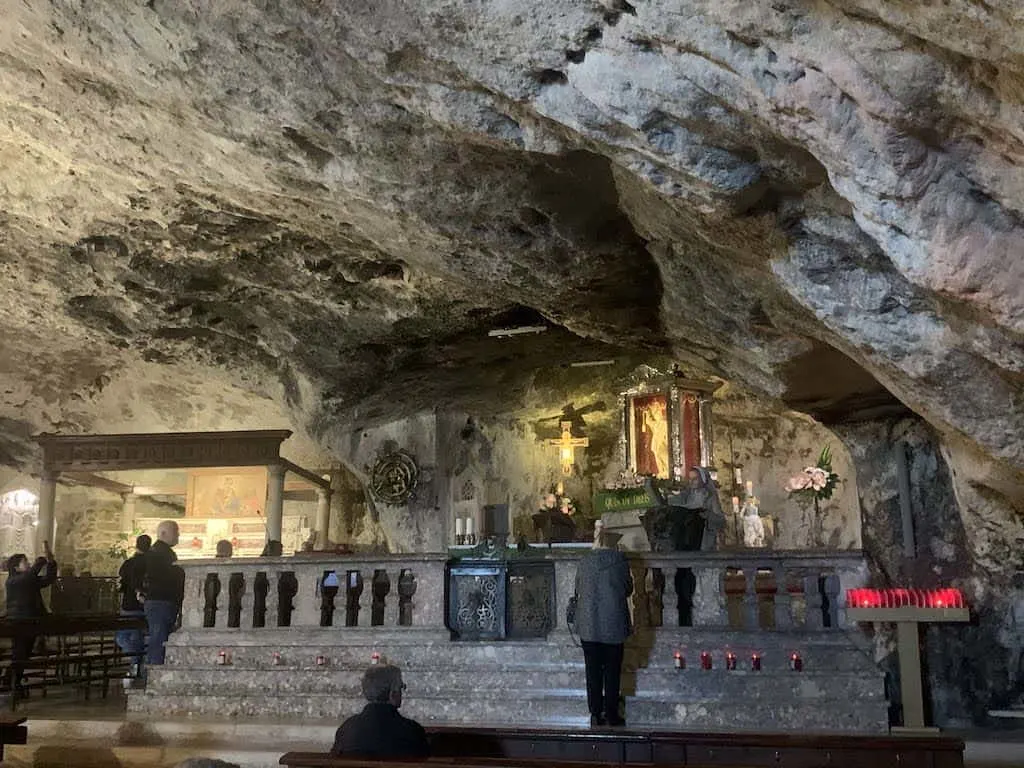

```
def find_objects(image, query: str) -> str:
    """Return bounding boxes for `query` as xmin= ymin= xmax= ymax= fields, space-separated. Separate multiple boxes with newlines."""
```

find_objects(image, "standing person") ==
xmin=574 ymin=529 xmax=632 ymax=727
xmin=116 ymin=534 xmax=151 ymax=676
xmin=5 ymin=540 xmax=57 ymax=698
xmin=141 ymin=521 xmax=184 ymax=666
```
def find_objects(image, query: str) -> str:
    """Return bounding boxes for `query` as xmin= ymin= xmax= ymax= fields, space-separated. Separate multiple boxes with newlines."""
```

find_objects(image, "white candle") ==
xmin=745 ymin=480 xmax=753 ymax=498
xmin=731 ymin=496 xmax=740 ymax=515
xmin=734 ymin=467 xmax=743 ymax=486
xmin=466 ymin=517 xmax=475 ymax=536
xmin=455 ymin=518 xmax=465 ymax=537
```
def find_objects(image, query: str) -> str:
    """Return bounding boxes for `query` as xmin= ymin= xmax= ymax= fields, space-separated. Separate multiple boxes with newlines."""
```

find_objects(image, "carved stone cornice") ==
xmin=34 ymin=430 xmax=292 ymax=473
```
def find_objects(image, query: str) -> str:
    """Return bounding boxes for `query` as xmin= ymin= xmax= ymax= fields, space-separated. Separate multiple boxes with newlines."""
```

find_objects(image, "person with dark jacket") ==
xmin=5 ymin=540 xmax=57 ymax=697
xmin=141 ymin=521 xmax=185 ymax=666
xmin=573 ymin=529 xmax=633 ymax=727
xmin=116 ymin=534 xmax=151 ymax=670
xmin=332 ymin=665 xmax=429 ymax=758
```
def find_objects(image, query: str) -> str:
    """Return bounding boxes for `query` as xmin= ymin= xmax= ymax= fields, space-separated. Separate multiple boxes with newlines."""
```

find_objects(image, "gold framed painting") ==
xmin=186 ymin=467 xmax=267 ymax=518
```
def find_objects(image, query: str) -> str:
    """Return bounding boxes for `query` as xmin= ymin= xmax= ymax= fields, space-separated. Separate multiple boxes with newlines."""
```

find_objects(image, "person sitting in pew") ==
xmin=331 ymin=665 xmax=429 ymax=759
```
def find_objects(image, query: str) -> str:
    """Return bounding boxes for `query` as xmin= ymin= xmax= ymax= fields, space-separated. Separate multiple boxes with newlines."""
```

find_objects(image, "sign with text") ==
xmin=593 ymin=486 xmax=660 ymax=514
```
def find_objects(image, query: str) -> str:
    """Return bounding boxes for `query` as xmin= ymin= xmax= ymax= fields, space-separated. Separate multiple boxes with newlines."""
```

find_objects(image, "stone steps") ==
xmin=165 ymin=631 xmax=875 ymax=672
xmin=144 ymin=664 xmax=883 ymax=700
xmin=127 ymin=689 xmax=886 ymax=731
xmin=142 ymin=629 xmax=887 ymax=732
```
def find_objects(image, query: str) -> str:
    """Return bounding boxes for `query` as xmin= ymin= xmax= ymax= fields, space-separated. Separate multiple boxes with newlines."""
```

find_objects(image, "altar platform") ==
xmin=120 ymin=547 xmax=892 ymax=734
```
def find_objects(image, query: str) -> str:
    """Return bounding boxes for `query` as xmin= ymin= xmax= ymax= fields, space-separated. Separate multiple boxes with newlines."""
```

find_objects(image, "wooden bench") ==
xmin=0 ymin=715 xmax=27 ymax=760
xmin=0 ymin=615 xmax=147 ymax=709
xmin=282 ymin=725 xmax=966 ymax=768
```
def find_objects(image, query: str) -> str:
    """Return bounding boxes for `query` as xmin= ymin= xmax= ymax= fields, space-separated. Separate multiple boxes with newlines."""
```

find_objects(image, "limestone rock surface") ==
xmin=0 ymin=3 xmax=1021 ymax=557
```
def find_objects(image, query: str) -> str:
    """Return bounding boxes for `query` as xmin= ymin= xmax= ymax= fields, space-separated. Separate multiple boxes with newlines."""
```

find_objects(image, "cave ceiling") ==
xmin=0 ymin=1 xmax=1021 ymax=487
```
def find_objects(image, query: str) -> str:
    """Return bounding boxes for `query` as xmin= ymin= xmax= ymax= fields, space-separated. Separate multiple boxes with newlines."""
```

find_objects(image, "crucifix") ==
xmin=547 ymin=421 xmax=589 ymax=475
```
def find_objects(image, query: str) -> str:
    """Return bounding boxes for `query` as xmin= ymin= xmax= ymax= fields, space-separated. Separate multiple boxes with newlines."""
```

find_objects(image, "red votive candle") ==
xmin=700 ymin=651 xmax=712 ymax=670
xmin=316 ymin=654 xmax=327 ymax=666
xmin=272 ymin=651 xmax=282 ymax=666
xmin=370 ymin=651 xmax=381 ymax=665
xmin=725 ymin=652 xmax=737 ymax=671
xmin=751 ymin=653 xmax=761 ymax=671
xmin=790 ymin=652 xmax=803 ymax=672
xmin=674 ymin=651 xmax=684 ymax=670
xmin=217 ymin=649 xmax=228 ymax=666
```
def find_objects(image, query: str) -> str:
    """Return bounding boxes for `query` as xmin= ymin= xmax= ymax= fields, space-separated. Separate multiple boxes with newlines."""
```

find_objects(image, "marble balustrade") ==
xmin=177 ymin=549 xmax=866 ymax=633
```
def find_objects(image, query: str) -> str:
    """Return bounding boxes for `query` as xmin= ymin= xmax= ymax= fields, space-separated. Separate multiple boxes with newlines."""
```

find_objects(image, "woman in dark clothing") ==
xmin=573 ymin=529 xmax=633 ymax=727
xmin=5 ymin=540 xmax=57 ymax=696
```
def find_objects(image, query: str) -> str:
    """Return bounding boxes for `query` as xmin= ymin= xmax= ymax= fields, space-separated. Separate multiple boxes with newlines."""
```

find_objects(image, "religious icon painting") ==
xmin=630 ymin=393 xmax=671 ymax=479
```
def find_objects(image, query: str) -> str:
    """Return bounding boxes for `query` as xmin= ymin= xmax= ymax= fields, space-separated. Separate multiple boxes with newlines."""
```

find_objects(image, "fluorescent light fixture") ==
xmin=487 ymin=325 xmax=548 ymax=338
xmin=569 ymin=360 xmax=616 ymax=368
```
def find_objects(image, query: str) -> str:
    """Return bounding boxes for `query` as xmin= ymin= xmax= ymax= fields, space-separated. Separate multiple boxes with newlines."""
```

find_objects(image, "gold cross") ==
xmin=546 ymin=421 xmax=589 ymax=475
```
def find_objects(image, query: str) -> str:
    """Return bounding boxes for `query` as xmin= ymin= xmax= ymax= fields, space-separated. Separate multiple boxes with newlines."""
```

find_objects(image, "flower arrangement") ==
xmin=785 ymin=445 xmax=840 ymax=503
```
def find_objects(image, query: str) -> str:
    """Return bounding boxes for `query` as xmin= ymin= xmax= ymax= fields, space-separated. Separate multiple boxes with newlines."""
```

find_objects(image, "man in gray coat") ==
xmin=573 ymin=530 xmax=633 ymax=727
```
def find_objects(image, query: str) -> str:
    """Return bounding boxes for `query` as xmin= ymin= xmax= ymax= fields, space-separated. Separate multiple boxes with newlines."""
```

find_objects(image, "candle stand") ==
xmin=847 ymin=588 xmax=969 ymax=734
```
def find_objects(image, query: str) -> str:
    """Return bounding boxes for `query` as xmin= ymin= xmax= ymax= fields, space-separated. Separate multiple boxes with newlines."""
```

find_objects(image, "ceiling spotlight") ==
xmin=568 ymin=360 xmax=616 ymax=368
xmin=487 ymin=325 xmax=548 ymax=338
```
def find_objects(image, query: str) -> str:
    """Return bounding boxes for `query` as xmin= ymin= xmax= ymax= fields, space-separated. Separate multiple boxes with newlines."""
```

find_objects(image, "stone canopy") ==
xmin=0 ymin=5 xmax=1020 ymax=560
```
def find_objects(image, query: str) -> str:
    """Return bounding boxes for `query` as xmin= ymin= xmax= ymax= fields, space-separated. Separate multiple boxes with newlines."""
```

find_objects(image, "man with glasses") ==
xmin=331 ymin=664 xmax=429 ymax=758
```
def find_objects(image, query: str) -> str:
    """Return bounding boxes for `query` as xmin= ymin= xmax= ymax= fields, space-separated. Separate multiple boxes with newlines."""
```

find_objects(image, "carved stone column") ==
xmin=265 ymin=463 xmax=286 ymax=543
xmin=315 ymin=487 xmax=332 ymax=549
xmin=35 ymin=470 xmax=58 ymax=555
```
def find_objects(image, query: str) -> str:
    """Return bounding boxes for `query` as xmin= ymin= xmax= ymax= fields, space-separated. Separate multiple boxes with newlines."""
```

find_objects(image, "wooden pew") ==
xmin=0 ymin=715 xmax=28 ymax=760
xmin=0 ymin=615 xmax=147 ymax=709
xmin=281 ymin=725 xmax=966 ymax=768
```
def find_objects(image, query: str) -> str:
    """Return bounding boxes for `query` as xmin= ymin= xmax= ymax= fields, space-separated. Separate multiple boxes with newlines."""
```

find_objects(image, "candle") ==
xmin=700 ymin=651 xmax=712 ymax=670
xmin=674 ymin=651 xmax=684 ymax=670
xmin=751 ymin=653 xmax=761 ymax=671
xmin=745 ymin=480 xmax=753 ymax=498
xmin=790 ymin=652 xmax=803 ymax=672
xmin=725 ymin=651 xmax=737 ymax=671
xmin=316 ymin=654 xmax=327 ymax=666
xmin=466 ymin=517 xmax=475 ymax=536
xmin=272 ymin=651 xmax=282 ymax=666
xmin=370 ymin=652 xmax=381 ymax=666
xmin=455 ymin=518 xmax=465 ymax=537
xmin=734 ymin=467 xmax=743 ymax=486
xmin=731 ymin=496 xmax=740 ymax=515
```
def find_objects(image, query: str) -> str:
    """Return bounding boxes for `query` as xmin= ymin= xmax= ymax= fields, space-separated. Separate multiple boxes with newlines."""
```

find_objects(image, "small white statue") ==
xmin=742 ymin=498 xmax=766 ymax=548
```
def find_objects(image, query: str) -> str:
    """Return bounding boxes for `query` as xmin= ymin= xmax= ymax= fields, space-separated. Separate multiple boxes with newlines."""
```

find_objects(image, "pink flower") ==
xmin=808 ymin=467 xmax=829 ymax=491
xmin=785 ymin=474 xmax=812 ymax=493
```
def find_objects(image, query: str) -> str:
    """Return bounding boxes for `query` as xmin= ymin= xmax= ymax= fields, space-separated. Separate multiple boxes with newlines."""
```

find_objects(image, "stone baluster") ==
xmin=661 ymin=566 xmax=681 ymax=628
xmin=384 ymin=569 xmax=401 ymax=627
xmin=203 ymin=572 xmax=222 ymax=628
xmin=803 ymin=573 xmax=825 ymax=630
xmin=264 ymin=570 xmax=279 ymax=629
xmin=822 ymin=573 xmax=842 ymax=629
xmin=397 ymin=569 xmax=417 ymax=626
xmin=227 ymin=572 xmax=245 ymax=629
xmin=356 ymin=567 xmax=372 ymax=627
xmin=771 ymin=564 xmax=792 ymax=630
xmin=691 ymin=565 xmax=727 ymax=627
xmin=181 ymin=568 xmax=207 ymax=628
xmin=742 ymin=564 xmax=759 ymax=630
xmin=417 ymin=562 xmax=446 ymax=628
xmin=252 ymin=571 xmax=270 ymax=628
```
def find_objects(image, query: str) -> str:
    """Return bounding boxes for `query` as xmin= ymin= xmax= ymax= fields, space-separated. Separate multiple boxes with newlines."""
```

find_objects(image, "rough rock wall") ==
xmin=840 ymin=418 xmax=1022 ymax=725
xmin=53 ymin=486 xmax=125 ymax=577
